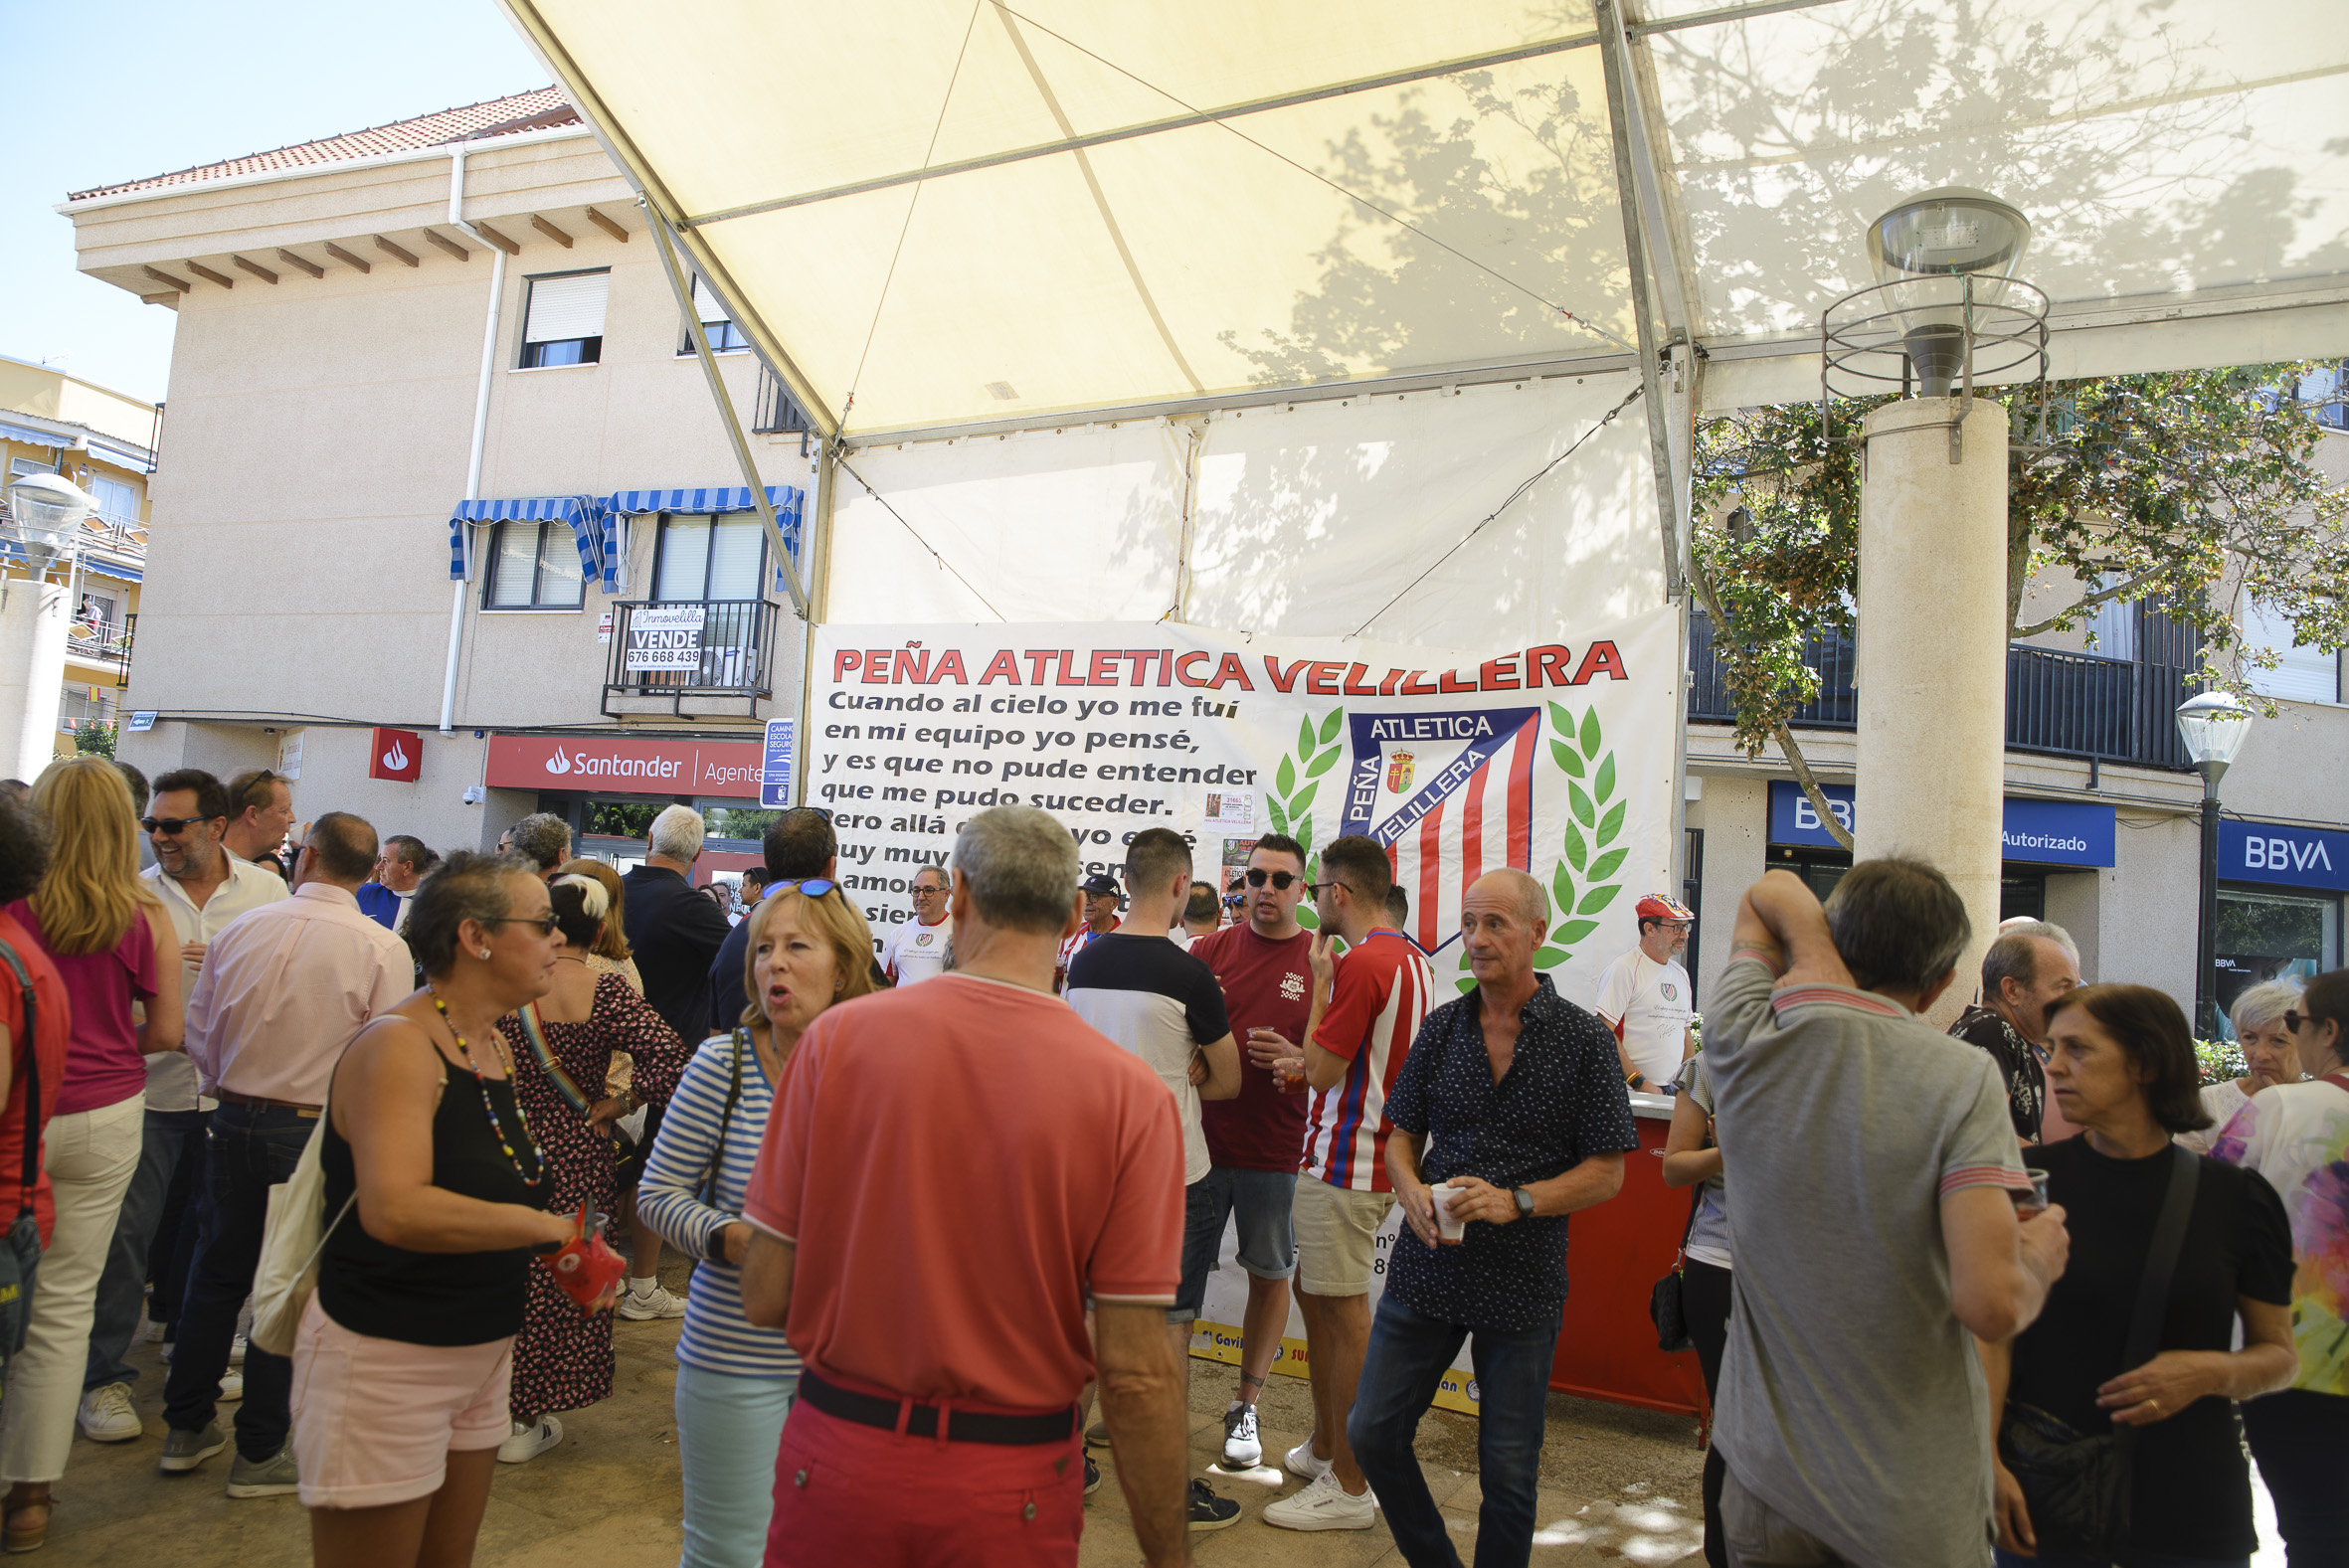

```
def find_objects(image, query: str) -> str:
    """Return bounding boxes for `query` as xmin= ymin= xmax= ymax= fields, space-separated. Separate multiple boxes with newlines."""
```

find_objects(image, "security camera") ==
xmin=461 ymin=785 xmax=485 ymax=805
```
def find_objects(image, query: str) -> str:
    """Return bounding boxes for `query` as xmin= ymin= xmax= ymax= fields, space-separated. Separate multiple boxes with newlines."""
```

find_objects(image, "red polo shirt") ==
xmin=743 ymin=971 xmax=1184 ymax=1411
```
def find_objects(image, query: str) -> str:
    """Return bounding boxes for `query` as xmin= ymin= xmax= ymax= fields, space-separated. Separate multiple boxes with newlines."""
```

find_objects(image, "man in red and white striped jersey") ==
xmin=1259 ymin=834 xmax=1432 ymax=1532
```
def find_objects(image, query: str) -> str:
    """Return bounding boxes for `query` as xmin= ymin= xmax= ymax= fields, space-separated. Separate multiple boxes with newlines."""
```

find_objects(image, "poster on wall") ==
xmin=808 ymin=612 xmax=1680 ymax=1409
xmin=626 ymin=606 xmax=705 ymax=670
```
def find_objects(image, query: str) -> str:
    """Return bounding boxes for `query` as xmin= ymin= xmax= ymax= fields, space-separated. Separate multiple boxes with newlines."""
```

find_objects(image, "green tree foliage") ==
xmin=73 ymin=720 xmax=116 ymax=759
xmin=1691 ymin=366 xmax=2348 ymax=811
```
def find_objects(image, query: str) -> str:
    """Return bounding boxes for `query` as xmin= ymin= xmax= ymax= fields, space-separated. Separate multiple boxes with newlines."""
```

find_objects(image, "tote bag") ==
xmin=249 ymin=1110 xmax=355 ymax=1358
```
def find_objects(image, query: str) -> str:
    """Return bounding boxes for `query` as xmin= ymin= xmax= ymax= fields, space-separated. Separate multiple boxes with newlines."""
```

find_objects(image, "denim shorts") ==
xmin=1197 ymin=1166 xmax=1299 ymax=1281
xmin=1171 ymin=1178 xmax=1220 ymax=1323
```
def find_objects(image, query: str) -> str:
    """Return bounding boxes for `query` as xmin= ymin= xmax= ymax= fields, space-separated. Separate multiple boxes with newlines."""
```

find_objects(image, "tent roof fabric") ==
xmin=500 ymin=0 xmax=2349 ymax=436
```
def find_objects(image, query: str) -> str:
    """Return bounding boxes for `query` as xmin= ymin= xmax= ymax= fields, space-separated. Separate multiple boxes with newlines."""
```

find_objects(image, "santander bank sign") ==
xmin=485 ymin=734 xmax=767 ymax=799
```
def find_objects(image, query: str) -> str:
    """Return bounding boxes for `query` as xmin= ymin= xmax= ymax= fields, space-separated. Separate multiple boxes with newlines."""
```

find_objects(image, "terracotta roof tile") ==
xmin=69 ymin=87 xmax=580 ymax=202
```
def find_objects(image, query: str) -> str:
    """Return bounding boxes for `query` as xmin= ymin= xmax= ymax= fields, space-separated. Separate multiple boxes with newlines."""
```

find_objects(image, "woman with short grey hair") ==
xmin=2179 ymin=980 xmax=2303 ymax=1155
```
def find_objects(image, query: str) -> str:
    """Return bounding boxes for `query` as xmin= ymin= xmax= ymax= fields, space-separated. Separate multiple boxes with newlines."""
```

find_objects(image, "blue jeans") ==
xmin=1350 ymin=1292 xmax=1561 ymax=1568
xmin=161 ymin=1104 xmax=313 ymax=1458
xmin=674 ymin=1361 xmax=797 ymax=1568
xmin=84 ymin=1107 xmax=207 ymax=1391
xmin=1170 ymin=1177 xmax=1219 ymax=1323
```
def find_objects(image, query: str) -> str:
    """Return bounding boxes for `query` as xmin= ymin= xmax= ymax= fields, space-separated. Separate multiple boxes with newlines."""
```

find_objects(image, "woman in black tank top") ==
xmin=291 ymin=854 xmax=574 ymax=1568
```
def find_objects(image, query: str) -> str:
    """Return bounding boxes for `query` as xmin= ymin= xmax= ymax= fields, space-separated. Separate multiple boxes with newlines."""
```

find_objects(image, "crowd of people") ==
xmin=0 ymin=755 xmax=2343 ymax=1568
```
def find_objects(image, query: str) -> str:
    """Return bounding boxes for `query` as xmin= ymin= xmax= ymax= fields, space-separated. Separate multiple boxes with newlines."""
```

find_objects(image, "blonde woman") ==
xmin=0 ymin=758 xmax=182 ymax=1551
xmin=639 ymin=881 xmax=876 ymax=1567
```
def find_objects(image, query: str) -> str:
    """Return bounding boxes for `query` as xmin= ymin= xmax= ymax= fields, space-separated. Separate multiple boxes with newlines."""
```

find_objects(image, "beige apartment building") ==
xmin=60 ymin=87 xmax=2349 ymax=1025
xmin=1 ymin=354 xmax=158 ymax=763
xmin=63 ymin=89 xmax=812 ymax=875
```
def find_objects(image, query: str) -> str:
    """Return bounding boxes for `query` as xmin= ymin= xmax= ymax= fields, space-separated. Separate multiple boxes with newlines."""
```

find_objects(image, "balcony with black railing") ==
xmin=604 ymin=599 xmax=778 ymax=719
xmin=1688 ymin=612 xmax=2200 ymax=771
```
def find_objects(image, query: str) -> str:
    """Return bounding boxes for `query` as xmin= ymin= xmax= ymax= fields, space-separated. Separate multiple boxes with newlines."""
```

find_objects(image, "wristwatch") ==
xmin=1512 ymin=1186 xmax=1536 ymax=1221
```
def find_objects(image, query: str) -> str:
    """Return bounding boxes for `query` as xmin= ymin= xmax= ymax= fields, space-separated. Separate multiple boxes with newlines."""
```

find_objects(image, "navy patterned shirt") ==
xmin=1383 ymin=973 xmax=1638 ymax=1333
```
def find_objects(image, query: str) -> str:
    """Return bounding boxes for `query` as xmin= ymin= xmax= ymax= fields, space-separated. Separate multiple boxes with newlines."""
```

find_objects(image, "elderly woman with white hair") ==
xmin=2178 ymin=980 xmax=2303 ymax=1155
xmin=491 ymin=872 xmax=689 ymax=1465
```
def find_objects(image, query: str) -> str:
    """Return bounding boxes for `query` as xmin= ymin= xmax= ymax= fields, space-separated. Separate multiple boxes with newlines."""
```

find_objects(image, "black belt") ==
xmin=798 ymin=1370 xmax=1075 ymax=1447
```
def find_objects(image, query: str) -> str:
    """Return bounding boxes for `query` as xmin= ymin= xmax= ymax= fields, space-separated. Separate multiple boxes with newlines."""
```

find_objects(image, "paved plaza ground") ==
xmin=50 ymin=1257 xmax=1719 ymax=1566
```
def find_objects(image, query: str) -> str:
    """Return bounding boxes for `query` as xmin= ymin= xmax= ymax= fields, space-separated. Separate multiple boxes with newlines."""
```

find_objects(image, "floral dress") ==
xmin=501 ymin=970 xmax=687 ymax=1423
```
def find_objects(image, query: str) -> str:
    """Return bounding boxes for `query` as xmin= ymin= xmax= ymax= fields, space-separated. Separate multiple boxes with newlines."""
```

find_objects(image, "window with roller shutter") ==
xmin=680 ymin=276 xmax=750 ymax=354
xmin=519 ymin=268 xmax=609 ymax=368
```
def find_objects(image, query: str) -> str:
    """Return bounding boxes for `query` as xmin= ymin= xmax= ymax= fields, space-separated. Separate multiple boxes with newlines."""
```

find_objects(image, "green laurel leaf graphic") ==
xmin=1295 ymin=815 xmax=1313 ymax=852
xmin=1568 ymin=783 xmax=1595 ymax=827
xmin=1549 ymin=739 xmax=1584 ymax=779
xmin=1554 ymin=919 xmax=1601 ymax=946
xmin=1577 ymin=883 xmax=1623 ymax=915
xmin=1596 ymin=800 xmax=1626 ymax=847
xmin=1276 ymin=755 xmax=1297 ymax=795
xmin=1589 ymin=847 xmax=1627 ymax=882
xmin=1547 ymin=701 xmax=1573 ymax=737
xmin=1319 ymin=709 xmax=1344 ymax=746
xmin=1288 ymin=783 xmax=1318 ymax=817
xmin=1535 ymin=704 xmax=1622 ymax=973
xmin=1594 ymin=753 xmax=1616 ymax=802
xmin=1563 ymin=819 xmax=1588 ymax=874
xmin=1551 ymin=861 xmax=1576 ymax=918
xmin=1457 ymin=975 xmax=1478 ymax=994
xmin=1533 ymin=946 xmax=1569 ymax=968
xmin=1296 ymin=715 xmax=1315 ymax=757
xmin=1579 ymin=707 xmax=1601 ymax=758
xmin=1306 ymin=745 xmax=1342 ymax=779
xmin=1267 ymin=795 xmax=1290 ymax=835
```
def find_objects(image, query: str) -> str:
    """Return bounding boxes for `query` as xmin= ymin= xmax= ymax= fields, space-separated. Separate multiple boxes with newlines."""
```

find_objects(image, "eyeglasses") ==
xmin=2282 ymin=1009 xmax=2323 ymax=1033
xmin=141 ymin=816 xmax=218 ymax=836
xmin=910 ymin=882 xmax=947 ymax=897
xmin=1244 ymin=869 xmax=1300 ymax=890
xmin=1305 ymin=880 xmax=1354 ymax=898
xmin=772 ymin=879 xmax=840 ymax=898
xmin=481 ymin=915 xmax=561 ymax=938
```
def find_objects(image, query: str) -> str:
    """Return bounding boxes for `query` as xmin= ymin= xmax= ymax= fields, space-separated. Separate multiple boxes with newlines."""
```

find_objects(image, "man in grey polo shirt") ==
xmin=1703 ymin=861 xmax=2071 ymax=1567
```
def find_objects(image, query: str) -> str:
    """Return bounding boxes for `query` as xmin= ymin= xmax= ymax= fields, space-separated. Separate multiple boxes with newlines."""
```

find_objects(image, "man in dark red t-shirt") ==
xmin=1186 ymin=834 xmax=1315 ymax=1471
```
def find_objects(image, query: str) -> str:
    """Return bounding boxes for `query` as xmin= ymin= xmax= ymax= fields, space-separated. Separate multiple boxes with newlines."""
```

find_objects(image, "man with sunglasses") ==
xmin=1594 ymin=895 xmax=1697 ymax=1093
xmin=78 ymin=770 xmax=291 ymax=1448
xmin=1056 ymin=874 xmax=1123 ymax=993
xmin=880 ymin=866 xmax=954 ymax=986
xmin=1185 ymin=835 xmax=1316 ymax=1472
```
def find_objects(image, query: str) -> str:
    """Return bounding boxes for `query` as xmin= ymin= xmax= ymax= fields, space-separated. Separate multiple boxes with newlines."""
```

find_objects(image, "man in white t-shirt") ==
xmin=1594 ymin=894 xmax=1696 ymax=1092
xmin=880 ymin=865 xmax=954 ymax=985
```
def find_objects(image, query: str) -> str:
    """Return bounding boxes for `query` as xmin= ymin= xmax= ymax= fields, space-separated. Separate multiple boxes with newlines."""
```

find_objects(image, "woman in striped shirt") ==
xmin=639 ymin=880 xmax=877 ymax=1568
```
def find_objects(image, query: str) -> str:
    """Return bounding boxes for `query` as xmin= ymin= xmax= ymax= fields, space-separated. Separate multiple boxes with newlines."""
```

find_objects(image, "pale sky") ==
xmin=0 ymin=0 xmax=549 ymax=407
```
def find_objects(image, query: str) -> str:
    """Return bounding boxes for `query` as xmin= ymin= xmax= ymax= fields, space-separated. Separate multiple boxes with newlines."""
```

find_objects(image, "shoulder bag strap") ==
xmin=0 ymin=940 xmax=40 ymax=1224
xmin=2112 ymin=1143 xmax=2200 ymax=1462
xmin=699 ymin=1029 xmax=748 ymax=1207
xmin=515 ymin=1001 xmax=595 ymax=1117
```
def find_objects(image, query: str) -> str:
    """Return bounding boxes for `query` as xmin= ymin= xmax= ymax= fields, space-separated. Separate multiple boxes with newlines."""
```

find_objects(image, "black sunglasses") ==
xmin=142 ymin=815 xmax=219 ymax=835
xmin=481 ymin=915 xmax=561 ymax=937
xmin=1304 ymin=880 xmax=1350 ymax=897
xmin=2282 ymin=1009 xmax=2328 ymax=1033
xmin=1244 ymin=869 xmax=1299 ymax=890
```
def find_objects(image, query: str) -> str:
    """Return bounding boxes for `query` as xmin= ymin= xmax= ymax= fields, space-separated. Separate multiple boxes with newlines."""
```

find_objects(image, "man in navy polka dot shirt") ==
xmin=1348 ymin=867 xmax=1637 ymax=1567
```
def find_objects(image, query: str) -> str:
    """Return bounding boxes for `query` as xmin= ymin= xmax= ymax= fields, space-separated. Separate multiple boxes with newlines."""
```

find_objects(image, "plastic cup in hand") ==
xmin=1430 ymin=1183 xmax=1467 ymax=1244
xmin=2013 ymin=1167 xmax=2051 ymax=1217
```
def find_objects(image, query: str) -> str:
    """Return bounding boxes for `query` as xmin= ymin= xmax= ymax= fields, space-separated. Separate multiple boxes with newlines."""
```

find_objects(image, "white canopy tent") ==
xmin=495 ymin=0 xmax=2349 ymax=628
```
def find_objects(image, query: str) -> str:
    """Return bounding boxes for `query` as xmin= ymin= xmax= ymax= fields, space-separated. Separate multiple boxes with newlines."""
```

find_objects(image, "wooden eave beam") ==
xmin=231 ymin=255 xmax=278 ymax=284
xmin=584 ymin=207 xmax=629 ymax=243
xmin=373 ymin=235 xmax=421 ymax=268
xmin=423 ymin=229 xmax=471 ymax=261
xmin=322 ymin=242 xmax=371 ymax=273
xmin=140 ymin=264 xmax=190 ymax=293
xmin=473 ymin=222 xmax=521 ymax=256
xmin=185 ymin=261 xmax=235 ymax=288
xmin=529 ymin=215 xmax=574 ymax=249
xmin=274 ymin=248 xmax=326 ymax=278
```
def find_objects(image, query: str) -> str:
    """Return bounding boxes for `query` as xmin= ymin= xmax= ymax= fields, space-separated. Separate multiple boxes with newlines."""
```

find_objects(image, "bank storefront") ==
xmin=484 ymin=732 xmax=776 ymax=888
xmin=1760 ymin=782 xmax=2117 ymax=921
xmin=2215 ymin=819 xmax=2347 ymax=1037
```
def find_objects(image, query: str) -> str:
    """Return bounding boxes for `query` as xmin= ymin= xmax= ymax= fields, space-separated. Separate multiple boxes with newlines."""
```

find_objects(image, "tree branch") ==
xmin=1688 ymin=554 xmax=1856 ymax=852
xmin=2011 ymin=562 xmax=2169 ymax=638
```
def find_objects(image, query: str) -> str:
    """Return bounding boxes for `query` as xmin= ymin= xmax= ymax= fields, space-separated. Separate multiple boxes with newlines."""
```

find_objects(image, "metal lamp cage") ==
xmin=1820 ymin=273 xmax=2051 ymax=460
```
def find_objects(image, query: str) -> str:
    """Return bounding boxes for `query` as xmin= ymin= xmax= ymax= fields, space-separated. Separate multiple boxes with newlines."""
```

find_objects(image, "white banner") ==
xmin=626 ymin=605 xmax=706 ymax=671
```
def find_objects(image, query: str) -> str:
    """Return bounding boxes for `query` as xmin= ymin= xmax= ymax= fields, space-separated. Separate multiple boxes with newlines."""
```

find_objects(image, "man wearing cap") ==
xmin=1593 ymin=896 xmax=1696 ymax=1093
xmin=1056 ymin=873 xmax=1122 ymax=992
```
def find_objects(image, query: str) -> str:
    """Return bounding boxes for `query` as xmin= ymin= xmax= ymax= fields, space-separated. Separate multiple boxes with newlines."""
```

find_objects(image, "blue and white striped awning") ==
xmin=601 ymin=485 xmax=805 ymax=589
xmin=0 ymin=422 xmax=70 ymax=449
xmin=447 ymin=494 xmax=612 ymax=592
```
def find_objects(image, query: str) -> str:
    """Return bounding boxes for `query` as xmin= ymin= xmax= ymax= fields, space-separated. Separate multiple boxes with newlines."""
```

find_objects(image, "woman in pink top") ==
xmin=0 ymin=758 xmax=182 ymax=1551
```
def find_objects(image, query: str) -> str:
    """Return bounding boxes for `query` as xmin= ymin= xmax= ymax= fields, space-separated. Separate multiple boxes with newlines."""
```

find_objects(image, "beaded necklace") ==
xmin=431 ymin=990 xmax=545 ymax=1187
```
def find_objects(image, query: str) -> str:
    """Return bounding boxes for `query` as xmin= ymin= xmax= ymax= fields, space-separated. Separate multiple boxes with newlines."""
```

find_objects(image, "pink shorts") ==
xmin=288 ymin=1294 xmax=514 ymax=1508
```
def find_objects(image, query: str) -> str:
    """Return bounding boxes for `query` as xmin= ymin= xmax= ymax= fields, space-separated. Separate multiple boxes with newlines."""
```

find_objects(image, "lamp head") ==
xmin=2174 ymin=689 xmax=2254 ymax=786
xmin=1865 ymin=188 xmax=2032 ymax=399
xmin=2 ymin=473 xmax=95 ymax=579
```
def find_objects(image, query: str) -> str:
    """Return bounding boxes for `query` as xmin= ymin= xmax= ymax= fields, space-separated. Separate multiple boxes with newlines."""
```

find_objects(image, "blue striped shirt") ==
xmin=638 ymin=1034 xmax=800 ymax=1379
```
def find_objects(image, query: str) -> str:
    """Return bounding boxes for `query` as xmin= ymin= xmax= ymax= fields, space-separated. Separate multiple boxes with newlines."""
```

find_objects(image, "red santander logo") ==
xmin=370 ymin=727 xmax=423 ymax=783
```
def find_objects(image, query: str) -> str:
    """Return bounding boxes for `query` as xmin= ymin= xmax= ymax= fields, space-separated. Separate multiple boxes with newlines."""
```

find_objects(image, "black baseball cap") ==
xmin=1079 ymin=873 xmax=1121 ymax=896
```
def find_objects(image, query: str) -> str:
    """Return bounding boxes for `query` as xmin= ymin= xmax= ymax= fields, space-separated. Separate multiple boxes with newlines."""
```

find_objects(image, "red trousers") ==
xmin=764 ymin=1398 xmax=1086 ymax=1567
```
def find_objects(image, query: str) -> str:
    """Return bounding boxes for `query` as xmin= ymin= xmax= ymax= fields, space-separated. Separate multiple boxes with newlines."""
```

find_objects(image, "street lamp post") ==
xmin=2175 ymin=690 xmax=2255 ymax=1039
xmin=0 ymin=472 xmax=96 ymax=781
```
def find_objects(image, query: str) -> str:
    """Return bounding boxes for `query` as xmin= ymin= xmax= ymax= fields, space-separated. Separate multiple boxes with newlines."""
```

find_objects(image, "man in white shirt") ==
xmin=79 ymin=768 xmax=287 ymax=1445
xmin=1593 ymin=894 xmax=1696 ymax=1093
xmin=880 ymin=865 xmax=953 ymax=984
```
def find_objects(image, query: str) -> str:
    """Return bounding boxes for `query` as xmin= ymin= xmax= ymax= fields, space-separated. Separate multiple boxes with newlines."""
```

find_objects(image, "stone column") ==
xmin=0 ymin=575 xmax=70 ymax=782
xmin=1854 ymin=396 xmax=2009 ymax=1026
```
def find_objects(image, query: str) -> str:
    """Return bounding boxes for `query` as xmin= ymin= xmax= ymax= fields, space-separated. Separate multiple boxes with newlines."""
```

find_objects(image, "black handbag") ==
xmin=0 ymin=937 xmax=47 ymax=1361
xmin=1649 ymin=1177 xmax=1703 ymax=1353
xmin=1998 ymin=1143 xmax=2199 ymax=1560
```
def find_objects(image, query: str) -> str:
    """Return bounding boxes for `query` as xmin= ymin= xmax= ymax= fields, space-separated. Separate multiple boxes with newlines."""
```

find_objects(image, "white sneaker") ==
xmin=1262 ymin=1470 xmax=1376 ymax=1531
xmin=496 ymin=1415 xmax=563 ymax=1465
xmin=142 ymin=1319 xmax=167 ymax=1344
xmin=616 ymin=1281 xmax=686 ymax=1320
xmin=1221 ymin=1403 xmax=1262 ymax=1469
xmin=228 ymin=1334 xmax=247 ymax=1367
xmin=77 ymin=1382 xmax=143 ymax=1443
xmin=1282 ymin=1439 xmax=1332 ymax=1482
xmin=217 ymin=1370 xmax=244 ymax=1403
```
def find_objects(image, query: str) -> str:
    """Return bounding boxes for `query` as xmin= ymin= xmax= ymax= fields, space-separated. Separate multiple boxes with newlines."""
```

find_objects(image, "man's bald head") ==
xmin=1467 ymin=868 xmax=1547 ymax=928
xmin=1461 ymin=869 xmax=1547 ymax=990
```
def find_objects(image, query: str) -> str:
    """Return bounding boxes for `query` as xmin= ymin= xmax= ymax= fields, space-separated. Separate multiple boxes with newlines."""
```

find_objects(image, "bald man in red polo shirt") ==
xmin=740 ymin=804 xmax=1193 ymax=1568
